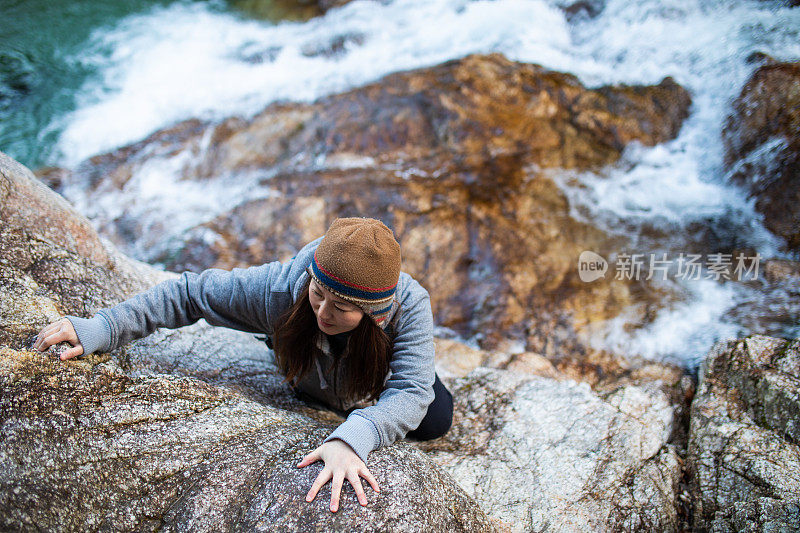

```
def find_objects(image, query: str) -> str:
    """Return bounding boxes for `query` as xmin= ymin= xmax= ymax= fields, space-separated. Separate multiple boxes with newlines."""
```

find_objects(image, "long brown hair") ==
xmin=273 ymin=279 xmax=392 ymax=403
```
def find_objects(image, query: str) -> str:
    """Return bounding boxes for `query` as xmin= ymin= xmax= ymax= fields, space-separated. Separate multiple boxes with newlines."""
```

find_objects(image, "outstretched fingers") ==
xmin=329 ymin=471 xmax=345 ymax=512
xmin=297 ymin=449 xmax=321 ymax=468
xmin=306 ymin=467 xmax=331 ymax=503
xmin=298 ymin=441 xmax=380 ymax=512
xmin=347 ymin=472 xmax=368 ymax=506
xmin=360 ymin=466 xmax=380 ymax=494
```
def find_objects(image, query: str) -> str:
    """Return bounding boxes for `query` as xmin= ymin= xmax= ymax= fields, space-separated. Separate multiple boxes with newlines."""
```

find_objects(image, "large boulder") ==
xmin=431 ymin=338 xmax=691 ymax=532
xmin=121 ymin=325 xmax=691 ymax=532
xmin=0 ymin=151 xmax=498 ymax=531
xmin=687 ymin=335 xmax=800 ymax=531
xmin=0 ymin=152 xmax=169 ymax=348
xmin=418 ymin=367 xmax=683 ymax=532
xmin=0 ymin=348 xmax=495 ymax=532
xmin=48 ymin=53 xmax=693 ymax=359
xmin=723 ymin=61 xmax=800 ymax=252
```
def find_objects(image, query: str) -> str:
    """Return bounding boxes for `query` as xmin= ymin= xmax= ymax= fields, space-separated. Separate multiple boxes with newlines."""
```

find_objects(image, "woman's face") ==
xmin=309 ymin=279 xmax=365 ymax=335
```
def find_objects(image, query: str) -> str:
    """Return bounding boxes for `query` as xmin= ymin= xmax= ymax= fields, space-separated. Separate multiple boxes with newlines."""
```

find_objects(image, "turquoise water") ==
xmin=0 ymin=0 xmax=184 ymax=167
xmin=0 ymin=0 xmax=301 ymax=168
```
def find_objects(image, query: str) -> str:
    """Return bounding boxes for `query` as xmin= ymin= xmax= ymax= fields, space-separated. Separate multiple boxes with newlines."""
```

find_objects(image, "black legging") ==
xmin=407 ymin=373 xmax=453 ymax=440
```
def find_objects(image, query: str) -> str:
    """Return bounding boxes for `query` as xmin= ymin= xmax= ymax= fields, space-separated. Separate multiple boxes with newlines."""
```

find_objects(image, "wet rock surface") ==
xmin=687 ymin=335 xmax=800 ymax=531
xmin=723 ymin=61 xmax=800 ymax=252
xmin=50 ymin=53 xmax=692 ymax=358
xmin=229 ymin=0 xmax=358 ymax=22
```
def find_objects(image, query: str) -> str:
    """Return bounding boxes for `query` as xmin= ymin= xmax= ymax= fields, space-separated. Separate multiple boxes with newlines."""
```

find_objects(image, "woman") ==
xmin=33 ymin=217 xmax=453 ymax=513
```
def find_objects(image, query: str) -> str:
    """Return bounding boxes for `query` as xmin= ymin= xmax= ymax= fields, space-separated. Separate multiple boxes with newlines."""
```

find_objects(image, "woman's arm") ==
xmin=36 ymin=262 xmax=285 ymax=358
xmin=96 ymin=265 xmax=280 ymax=349
xmin=322 ymin=274 xmax=437 ymax=463
xmin=297 ymin=274 xmax=435 ymax=512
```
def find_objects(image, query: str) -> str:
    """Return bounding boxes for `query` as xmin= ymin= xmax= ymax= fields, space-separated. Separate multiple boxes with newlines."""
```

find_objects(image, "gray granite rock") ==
xmin=417 ymin=367 xmax=681 ymax=532
xmin=709 ymin=498 xmax=800 ymax=533
xmin=688 ymin=335 xmax=800 ymax=531
xmin=0 ymin=348 xmax=496 ymax=532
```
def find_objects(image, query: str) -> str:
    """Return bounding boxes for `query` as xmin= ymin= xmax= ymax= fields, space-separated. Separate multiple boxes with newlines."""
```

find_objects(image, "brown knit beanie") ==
xmin=309 ymin=217 xmax=401 ymax=327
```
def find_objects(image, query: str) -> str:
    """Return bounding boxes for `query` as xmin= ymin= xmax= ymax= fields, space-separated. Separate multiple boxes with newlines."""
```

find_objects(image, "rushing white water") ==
xmin=585 ymin=278 xmax=742 ymax=368
xmin=54 ymin=0 xmax=800 ymax=165
xmin=51 ymin=0 xmax=800 ymax=365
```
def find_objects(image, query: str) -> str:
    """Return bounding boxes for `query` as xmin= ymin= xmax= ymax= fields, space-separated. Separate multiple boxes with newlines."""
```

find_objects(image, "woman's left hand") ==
xmin=297 ymin=438 xmax=380 ymax=512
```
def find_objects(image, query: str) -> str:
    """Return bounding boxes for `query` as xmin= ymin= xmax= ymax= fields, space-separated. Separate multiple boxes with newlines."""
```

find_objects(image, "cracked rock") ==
xmin=416 ymin=367 xmax=681 ymax=532
xmin=687 ymin=335 xmax=800 ymax=531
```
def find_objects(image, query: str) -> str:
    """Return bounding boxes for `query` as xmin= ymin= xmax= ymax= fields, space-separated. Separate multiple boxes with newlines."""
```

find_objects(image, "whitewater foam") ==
xmin=585 ymin=277 xmax=741 ymax=367
xmin=62 ymin=150 xmax=281 ymax=262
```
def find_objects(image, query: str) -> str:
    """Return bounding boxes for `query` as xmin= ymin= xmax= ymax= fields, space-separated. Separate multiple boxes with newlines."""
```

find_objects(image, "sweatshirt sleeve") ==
xmin=68 ymin=261 xmax=285 ymax=354
xmin=323 ymin=276 xmax=436 ymax=463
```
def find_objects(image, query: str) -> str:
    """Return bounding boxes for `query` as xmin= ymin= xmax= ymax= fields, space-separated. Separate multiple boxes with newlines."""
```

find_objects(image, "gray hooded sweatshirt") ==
xmin=67 ymin=238 xmax=436 ymax=464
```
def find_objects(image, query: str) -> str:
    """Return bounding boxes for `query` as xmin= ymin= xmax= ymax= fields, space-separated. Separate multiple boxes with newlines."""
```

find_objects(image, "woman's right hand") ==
xmin=33 ymin=318 xmax=84 ymax=360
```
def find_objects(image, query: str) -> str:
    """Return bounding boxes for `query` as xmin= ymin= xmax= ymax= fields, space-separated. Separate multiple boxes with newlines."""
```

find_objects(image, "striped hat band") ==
xmin=310 ymin=252 xmax=397 ymax=305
